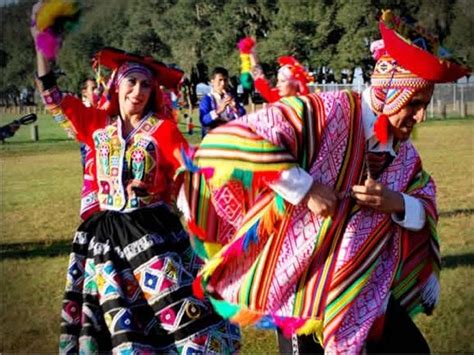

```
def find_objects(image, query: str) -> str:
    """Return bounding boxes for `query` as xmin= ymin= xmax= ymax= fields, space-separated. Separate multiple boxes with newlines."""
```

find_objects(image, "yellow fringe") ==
xmin=201 ymin=257 xmax=223 ymax=279
xmin=296 ymin=319 xmax=324 ymax=345
xmin=203 ymin=242 xmax=222 ymax=258
xmin=259 ymin=200 xmax=282 ymax=236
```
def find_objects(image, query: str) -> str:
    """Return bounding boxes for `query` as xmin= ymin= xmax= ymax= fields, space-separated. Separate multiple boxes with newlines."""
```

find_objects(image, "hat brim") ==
xmin=379 ymin=22 xmax=470 ymax=83
xmin=94 ymin=47 xmax=183 ymax=89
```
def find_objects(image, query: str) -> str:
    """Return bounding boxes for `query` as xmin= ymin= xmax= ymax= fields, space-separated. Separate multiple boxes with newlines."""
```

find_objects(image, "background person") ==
xmin=252 ymin=55 xmax=313 ymax=103
xmin=198 ymin=66 xmax=246 ymax=137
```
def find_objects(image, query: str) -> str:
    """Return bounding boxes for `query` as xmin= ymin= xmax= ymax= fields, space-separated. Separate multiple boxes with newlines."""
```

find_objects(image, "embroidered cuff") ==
xmin=391 ymin=193 xmax=426 ymax=231
xmin=268 ymin=166 xmax=313 ymax=205
xmin=40 ymin=85 xmax=63 ymax=108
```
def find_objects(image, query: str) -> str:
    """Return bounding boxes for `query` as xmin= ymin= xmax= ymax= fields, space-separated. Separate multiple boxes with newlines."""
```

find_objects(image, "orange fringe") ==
xmin=231 ymin=308 xmax=262 ymax=326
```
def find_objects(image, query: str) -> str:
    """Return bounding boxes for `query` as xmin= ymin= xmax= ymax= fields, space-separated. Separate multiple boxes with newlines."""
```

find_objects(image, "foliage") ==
xmin=0 ymin=0 xmax=472 ymax=94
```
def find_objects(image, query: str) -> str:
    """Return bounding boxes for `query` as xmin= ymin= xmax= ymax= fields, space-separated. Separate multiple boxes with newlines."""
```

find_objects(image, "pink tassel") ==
xmin=200 ymin=167 xmax=215 ymax=180
xmin=36 ymin=30 xmax=61 ymax=60
xmin=274 ymin=316 xmax=306 ymax=338
xmin=238 ymin=37 xmax=255 ymax=54
xmin=222 ymin=238 xmax=244 ymax=259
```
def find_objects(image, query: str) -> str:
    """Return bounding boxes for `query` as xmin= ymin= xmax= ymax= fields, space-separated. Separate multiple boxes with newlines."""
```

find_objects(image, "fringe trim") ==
xmin=204 ymin=294 xmax=325 ymax=345
xmin=421 ymin=272 xmax=440 ymax=309
xmin=296 ymin=319 xmax=324 ymax=344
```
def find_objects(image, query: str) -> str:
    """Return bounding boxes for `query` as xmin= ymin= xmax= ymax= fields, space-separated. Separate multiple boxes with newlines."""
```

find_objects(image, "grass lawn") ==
xmin=0 ymin=112 xmax=473 ymax=352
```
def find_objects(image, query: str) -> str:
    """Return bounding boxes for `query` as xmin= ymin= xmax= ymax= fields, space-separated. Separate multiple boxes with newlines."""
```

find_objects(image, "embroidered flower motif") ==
xmin=64 ymin=300 xmax=80 ymax=324
xmin=159 ymin=307 xmax=177 ymax=326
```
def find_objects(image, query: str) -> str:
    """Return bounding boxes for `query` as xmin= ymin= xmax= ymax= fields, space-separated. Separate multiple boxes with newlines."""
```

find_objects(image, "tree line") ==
xmin=0 ymin=0 xmax=472 ymax=105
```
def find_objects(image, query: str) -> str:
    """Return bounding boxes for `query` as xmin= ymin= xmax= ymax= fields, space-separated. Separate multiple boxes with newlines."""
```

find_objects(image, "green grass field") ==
xmin=0 ymin=112 xmax=473 ymax=352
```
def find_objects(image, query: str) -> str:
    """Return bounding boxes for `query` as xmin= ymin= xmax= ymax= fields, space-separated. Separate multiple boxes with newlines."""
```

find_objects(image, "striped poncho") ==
xmin=180 ymin=91 xmax=440 ymax=353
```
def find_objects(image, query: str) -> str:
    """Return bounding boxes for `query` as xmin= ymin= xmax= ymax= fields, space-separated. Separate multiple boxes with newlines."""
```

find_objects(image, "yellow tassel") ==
xmin=259 ymin=201 xmax=281 ymax=236
xmin=296 ymin=319 xmax=324 ymax=345
xmin=240 ymin=53 xmax=252 ymax=72
xmin=204 ymin=242 xmax=222 ymax=258
xmin=36 ymin=0 xmax=78 ymax=31
xmin=201 ymin=257 xmax=223 ymax=279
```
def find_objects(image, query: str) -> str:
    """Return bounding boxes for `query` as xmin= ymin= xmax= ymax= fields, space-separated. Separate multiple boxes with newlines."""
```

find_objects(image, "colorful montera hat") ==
xmin=93 ymin=47 xmax=184 ymax=117
xmin=379 ymin=10 xmax=470 ymax=83
xmin=94 ymin=47 xmax=183 ymax=90
xmin=277 ymin=56 xmax=314 ymax=95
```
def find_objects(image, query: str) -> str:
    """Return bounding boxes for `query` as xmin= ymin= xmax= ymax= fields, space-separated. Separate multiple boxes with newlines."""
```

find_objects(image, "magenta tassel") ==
xmin=222 ymin=238 xmax=244 ymax=258
xmin=274 ymin=316 xmax=306 ymax=338
xmin=200 ymin=167 xmax=215 ymax=180
xmin=36 ymin=30 xmax=61 ymax=60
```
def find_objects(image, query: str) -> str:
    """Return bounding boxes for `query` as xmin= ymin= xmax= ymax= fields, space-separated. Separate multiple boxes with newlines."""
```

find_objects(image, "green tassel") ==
xmin=210 ymin=297 xmax=241 ymax=319
xmin=191 ymin=235 xmax=208 ymax=259
xmin=275 ymin=194 xmax=286 ymax=214
xmin=408 ymin=303 xmax=424 ymax=318
xmin=395 ymin=260 xmax=403 ymax=281
xmin=232 ymin=168 xmax=253 ymax=189
xmin=240 ymin=72 xmax=254 ymax=90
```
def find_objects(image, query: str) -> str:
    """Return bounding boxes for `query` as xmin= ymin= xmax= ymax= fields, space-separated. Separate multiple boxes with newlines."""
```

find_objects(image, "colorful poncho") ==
xmin=180 ymin=91 xmax=440 ymax=353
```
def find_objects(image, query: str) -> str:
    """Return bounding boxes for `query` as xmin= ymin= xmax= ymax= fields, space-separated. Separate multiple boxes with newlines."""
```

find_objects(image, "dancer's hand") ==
xmin=252 ymin=65 xmax=264 ymax=79
xmin=305 ymin=181 xmax=338 ymax=218
xmin=30 ymin=1 xmax=43 ymax=41
xmin=351 ymin=178 xmax=404 ymax=214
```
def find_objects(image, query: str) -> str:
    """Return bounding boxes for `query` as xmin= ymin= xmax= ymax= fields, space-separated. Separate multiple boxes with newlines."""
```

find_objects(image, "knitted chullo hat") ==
xmin=370 ymin=44 xmax=432 ymax=117
xmin=369 ymin=10 xmax=471 ymax=143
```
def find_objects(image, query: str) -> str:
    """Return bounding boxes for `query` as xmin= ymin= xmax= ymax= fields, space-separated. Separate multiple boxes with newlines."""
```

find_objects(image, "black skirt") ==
xmin=59 ymin=205 xmax=240 ymax=353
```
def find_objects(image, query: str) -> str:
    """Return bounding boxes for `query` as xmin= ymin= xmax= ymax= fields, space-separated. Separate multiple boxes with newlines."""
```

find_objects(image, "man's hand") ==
xmin=366 ymin=152 xmax=389 ymax=179
xmin=305 ymin=181 xmax=338 ymax=218
xmin=351 ymin=178 xmax=404 ymax=214
xmin=216 ymin=96 xmax=233 ymax=115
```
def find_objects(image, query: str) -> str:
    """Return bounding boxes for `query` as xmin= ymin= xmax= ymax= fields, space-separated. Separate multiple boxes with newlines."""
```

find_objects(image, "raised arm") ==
xmin=31 ymin=13 xmax=106 ymax=147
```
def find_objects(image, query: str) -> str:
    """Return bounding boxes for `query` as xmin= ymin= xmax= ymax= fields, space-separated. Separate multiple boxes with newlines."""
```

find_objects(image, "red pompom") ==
xmin=192 ymin=275 xmax=205 ymax=299
xmin=374 ymin=114 xmax=389 ymax=144
xmin=278 ymin=56 xmax=298 ymax=67
xmin=238 ymin=37 xmax=255 ymax=54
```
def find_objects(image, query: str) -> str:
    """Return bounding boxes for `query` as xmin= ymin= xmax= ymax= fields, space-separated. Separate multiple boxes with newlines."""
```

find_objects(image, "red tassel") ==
xmin=374 ymin=114 xmax=389 ymax=144
xmin=188 ymin=220 xmax=207 ymax=239
xmin=192 ymin=275 xmax=205 ymax=299
xmin=237 ymin=37 xmax=255 ymax=54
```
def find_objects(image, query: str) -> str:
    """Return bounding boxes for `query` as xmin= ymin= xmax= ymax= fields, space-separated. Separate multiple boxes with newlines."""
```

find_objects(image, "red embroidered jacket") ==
xmin=41 ymin=85 xmax=188 ymax=213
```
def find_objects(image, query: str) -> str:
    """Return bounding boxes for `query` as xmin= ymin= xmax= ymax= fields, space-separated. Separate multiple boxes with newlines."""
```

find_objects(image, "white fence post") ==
xmin=429 ymin=97 xmax=434 ymax=118
xmin=460 ymin=85 xmax=465 ymax=117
